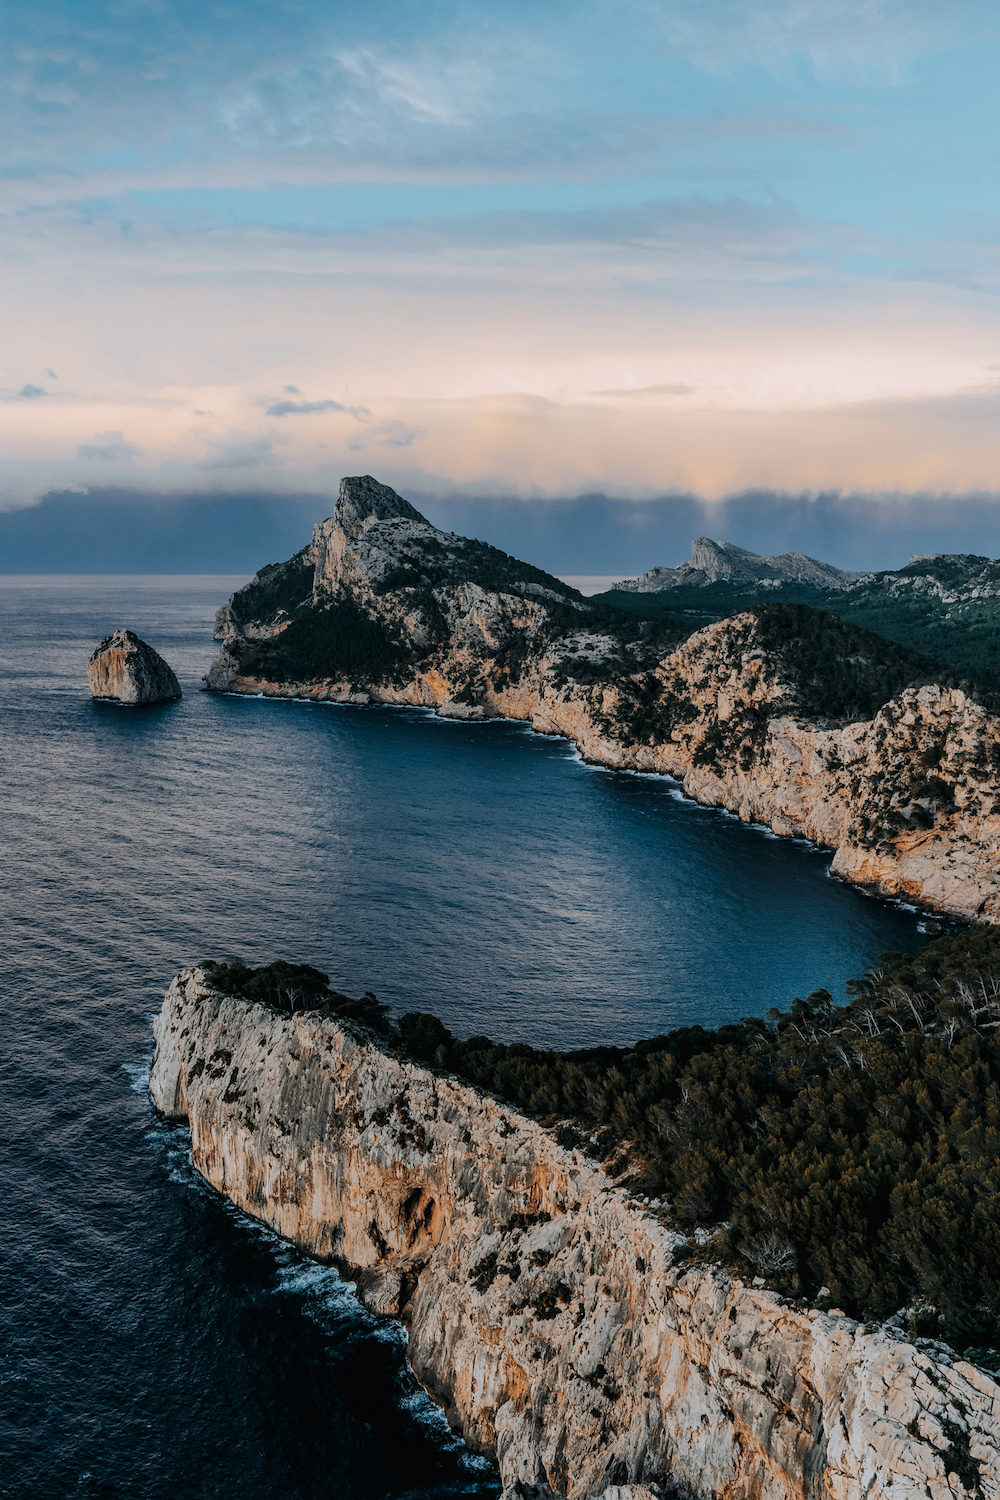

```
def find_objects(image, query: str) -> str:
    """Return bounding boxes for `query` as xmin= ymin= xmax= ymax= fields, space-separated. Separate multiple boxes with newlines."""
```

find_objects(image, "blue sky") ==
xmin=3 ymin=0 xmax=1000 ymax=506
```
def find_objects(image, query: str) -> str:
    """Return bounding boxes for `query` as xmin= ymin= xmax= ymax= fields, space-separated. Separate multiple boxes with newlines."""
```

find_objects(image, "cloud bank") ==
xmin=1 ymin=1 xmax=1000 ymax=512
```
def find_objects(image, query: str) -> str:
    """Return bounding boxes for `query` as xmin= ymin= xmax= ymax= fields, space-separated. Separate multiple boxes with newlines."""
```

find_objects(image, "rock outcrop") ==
xmin=88 ymin=629 xmax=181 ymax=704
xmin=150 ymin=968 xmax=1000 ymax=1500
xmin=204 ymin=477 xmax=1000 ymax=922
xmin=615 ymin=539 xmax=859 ymax=593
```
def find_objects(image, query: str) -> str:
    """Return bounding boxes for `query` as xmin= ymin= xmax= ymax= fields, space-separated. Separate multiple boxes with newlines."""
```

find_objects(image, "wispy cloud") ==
xmin=78 ymin=430 xmax=141 ymax=460
xmin=265 ymin=396 xmax=372 ymax=419
xmin=592 ymin=383 xmax=697 ymax=398
xmin=198 ymin=440 xmax=279 ymax=471
xmin=348 ymin=419 xmax=423 ymax=450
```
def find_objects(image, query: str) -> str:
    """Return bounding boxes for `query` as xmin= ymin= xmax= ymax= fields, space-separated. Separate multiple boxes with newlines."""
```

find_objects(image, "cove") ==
xmin=0 ymin=576 xmax=927 ymax=1499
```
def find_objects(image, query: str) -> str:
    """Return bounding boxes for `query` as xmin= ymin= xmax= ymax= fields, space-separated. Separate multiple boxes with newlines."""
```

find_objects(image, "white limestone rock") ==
xmin=150 ymin=969 xmax=1000 ymax=1500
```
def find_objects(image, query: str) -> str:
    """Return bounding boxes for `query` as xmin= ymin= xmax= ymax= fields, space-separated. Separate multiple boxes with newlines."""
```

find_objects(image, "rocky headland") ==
xmin=88 ymin=628 xmax=182 ymax=704
xmin=150 ymin=967 xmax=1000 ymax=1500
xmin=205 ymin=476 xmax=1000 ymax=922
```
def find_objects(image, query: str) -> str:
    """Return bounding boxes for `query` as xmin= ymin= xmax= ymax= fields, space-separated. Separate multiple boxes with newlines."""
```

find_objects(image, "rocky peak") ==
xmin=618 ymin=539 xmax=858 ymax=593
xmin=335 ymin=474 xmax=427 ymax=537
xmin=312 ymin=475 xmax=434 ymax=589
xmin=907 ymin=552 xmax=989 ymax=569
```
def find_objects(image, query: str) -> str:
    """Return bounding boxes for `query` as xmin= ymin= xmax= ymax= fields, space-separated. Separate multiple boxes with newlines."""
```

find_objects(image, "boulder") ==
xmin=87 ymin=629 xmax=182 ymax=704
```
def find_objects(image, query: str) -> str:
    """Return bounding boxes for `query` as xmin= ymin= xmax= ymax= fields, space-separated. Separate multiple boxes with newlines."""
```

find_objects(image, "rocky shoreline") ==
xmin=203 ymin=477 xmax=1000 ymax=925
xmin=150 ymin=967 xmax=1000 ymax=1500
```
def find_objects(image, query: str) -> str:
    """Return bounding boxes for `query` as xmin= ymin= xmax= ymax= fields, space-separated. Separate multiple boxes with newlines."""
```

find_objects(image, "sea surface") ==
xmin=0 ymin=576 xmax=929 ymax=1499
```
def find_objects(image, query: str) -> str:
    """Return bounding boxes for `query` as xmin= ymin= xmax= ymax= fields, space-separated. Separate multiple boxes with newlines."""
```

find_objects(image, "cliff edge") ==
xmin=150 ymin=968 xmax=1000 ymax=1500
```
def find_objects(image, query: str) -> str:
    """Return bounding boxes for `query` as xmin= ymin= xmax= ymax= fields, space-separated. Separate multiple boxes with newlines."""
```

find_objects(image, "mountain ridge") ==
xmin=615 ymin=537 xmax=859 ymax=592
xmin=602 ymin=542 xmax=1000 ymax=688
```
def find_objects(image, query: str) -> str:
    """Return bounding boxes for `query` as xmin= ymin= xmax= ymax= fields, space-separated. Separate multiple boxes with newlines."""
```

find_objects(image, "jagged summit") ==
xmin=208 ymin=473 xmax=587 ymax=690
xmin=311 ymin=475 xmax=443 ymax=592
xmin=616 ymin=538 xmax=858 ymax=593
xmin=332 ymin=474 xmax=427 ymax=539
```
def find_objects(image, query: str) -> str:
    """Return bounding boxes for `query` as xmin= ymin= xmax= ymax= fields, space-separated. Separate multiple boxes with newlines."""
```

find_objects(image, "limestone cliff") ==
xmin=150 ymin=968 xmax=1000 ymax=1500
xmin=205 ymin=477 xmax=1000 ymax=922
xmin=88 ymin=628 xmax=181 ymax=704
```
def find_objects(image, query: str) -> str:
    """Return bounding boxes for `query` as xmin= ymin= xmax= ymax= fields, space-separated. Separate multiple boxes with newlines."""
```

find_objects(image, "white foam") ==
xmin=122 ymin=1061 xmax=150 ymax=1094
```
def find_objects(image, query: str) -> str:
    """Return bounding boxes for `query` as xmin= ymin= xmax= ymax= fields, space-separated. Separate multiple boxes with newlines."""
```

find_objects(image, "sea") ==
xmin=0 ymin=576 xmax=929 ymax=1499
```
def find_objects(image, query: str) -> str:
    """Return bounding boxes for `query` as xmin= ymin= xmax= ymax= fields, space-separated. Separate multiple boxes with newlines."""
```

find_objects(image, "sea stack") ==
xmin=87 ymin=629 xmax=182 ymax=704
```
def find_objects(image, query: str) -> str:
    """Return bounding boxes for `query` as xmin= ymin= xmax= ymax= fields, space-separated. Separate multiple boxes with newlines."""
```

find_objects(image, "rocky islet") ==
xmin=87 ymin=628 xmax=181 ymax=704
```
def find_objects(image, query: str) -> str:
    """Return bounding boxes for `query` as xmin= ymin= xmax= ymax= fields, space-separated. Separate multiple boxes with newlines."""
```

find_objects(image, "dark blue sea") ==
xmin=0 ymin=576 xmax=928 ymax=1498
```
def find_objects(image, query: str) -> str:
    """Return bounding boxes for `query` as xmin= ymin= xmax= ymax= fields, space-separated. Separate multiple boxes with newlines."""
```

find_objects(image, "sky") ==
xmin=4 ymin=0 xmax=1000 ymax=516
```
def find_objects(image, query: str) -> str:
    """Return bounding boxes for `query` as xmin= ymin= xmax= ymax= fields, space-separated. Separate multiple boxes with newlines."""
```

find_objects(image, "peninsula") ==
xmin=151 ymin=960 xmax=1000 ymax=1500
xmin=206 ymin=475 xmax=1000 ymax=922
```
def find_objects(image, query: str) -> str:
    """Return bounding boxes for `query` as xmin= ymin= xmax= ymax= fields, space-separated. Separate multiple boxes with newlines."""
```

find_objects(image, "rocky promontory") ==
xmin=205 ymin=476 xmax=1000 ymax=922
xmin=88 ymin=629 xmax=181 ymax=704
xmin=150 ymin=967 xmax=1000 ymax=1500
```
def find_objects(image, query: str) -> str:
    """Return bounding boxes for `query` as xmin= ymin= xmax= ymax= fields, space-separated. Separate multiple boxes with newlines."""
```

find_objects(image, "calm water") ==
xmin=0 ymin=577 xmax=927 ymax=1498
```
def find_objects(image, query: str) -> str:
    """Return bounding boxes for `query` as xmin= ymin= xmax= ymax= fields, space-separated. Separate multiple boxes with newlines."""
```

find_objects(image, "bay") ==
xmin=0 ymin=576 xmax=926 ymax=1498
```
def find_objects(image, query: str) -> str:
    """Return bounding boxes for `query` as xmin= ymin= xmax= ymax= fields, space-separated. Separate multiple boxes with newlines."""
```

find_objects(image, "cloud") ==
xmin=198 ymin=440 xmax=278 ymax=471
xmin=44 ymin=368 xmax=57 ymax=379
xmin=77 ymin=430 xmax=141 ymax=460
xmin=348 ymin=418 xmax=423 ymax=450
xmin=265 ymin=397 xmax=373 ymax=419
xmin=648 ymin=0 xmax=985 ymax=79
xmin=272 ymin=194 xmax=808 ymax=260
xmin=282 ymin=384 xmax=302 ymax=394
xmin=6 ymin=383 xmax=47 ymax=401
xmin=592 ymin=383 xmax=697 ymax=398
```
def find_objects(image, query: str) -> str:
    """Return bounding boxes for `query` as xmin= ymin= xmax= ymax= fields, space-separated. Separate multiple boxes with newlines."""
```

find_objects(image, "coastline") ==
xmin=150 ymin=967 xmax=1000 ymax=1500
xmin=211 ymin=682 xmax=967 ymax=934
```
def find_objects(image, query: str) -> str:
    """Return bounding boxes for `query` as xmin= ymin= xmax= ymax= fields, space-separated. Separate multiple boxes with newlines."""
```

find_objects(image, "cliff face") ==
xmin=150 ymin=969 xmax=1000 ymax=1500
xmin=204 ymin=476 xmax=1000 ymax=922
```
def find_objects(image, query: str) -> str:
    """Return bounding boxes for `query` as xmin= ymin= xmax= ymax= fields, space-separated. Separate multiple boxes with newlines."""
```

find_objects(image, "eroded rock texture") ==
xmin=88 ymin=629 xmax=181 ymax=704
xmin=150 ymin=969 xmax=1000 ymax=1500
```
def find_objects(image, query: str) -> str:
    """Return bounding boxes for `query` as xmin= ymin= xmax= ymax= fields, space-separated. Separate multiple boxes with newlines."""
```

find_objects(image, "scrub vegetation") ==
xmin=399 ymin=928 xmax=1000 ymax=1363
xmin=201 ymin=959 xmax=392 ymax=1029
xmin=232 ymin=596 xmax=414 ymax=686
xmin=597 ymin=564 xmax=1000 ymax=696
xmin=750 ymin=603 xmax=953 ymax=719
xmin=204 ymin=928 xmax=1000 ymax=1365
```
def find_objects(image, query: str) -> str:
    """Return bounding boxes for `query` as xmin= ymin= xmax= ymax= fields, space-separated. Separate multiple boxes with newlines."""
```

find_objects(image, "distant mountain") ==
xmin=615 ymin=537 xmax=858 ymax=592
xmin=600 ymin=547 xmax=1000 ymax=689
